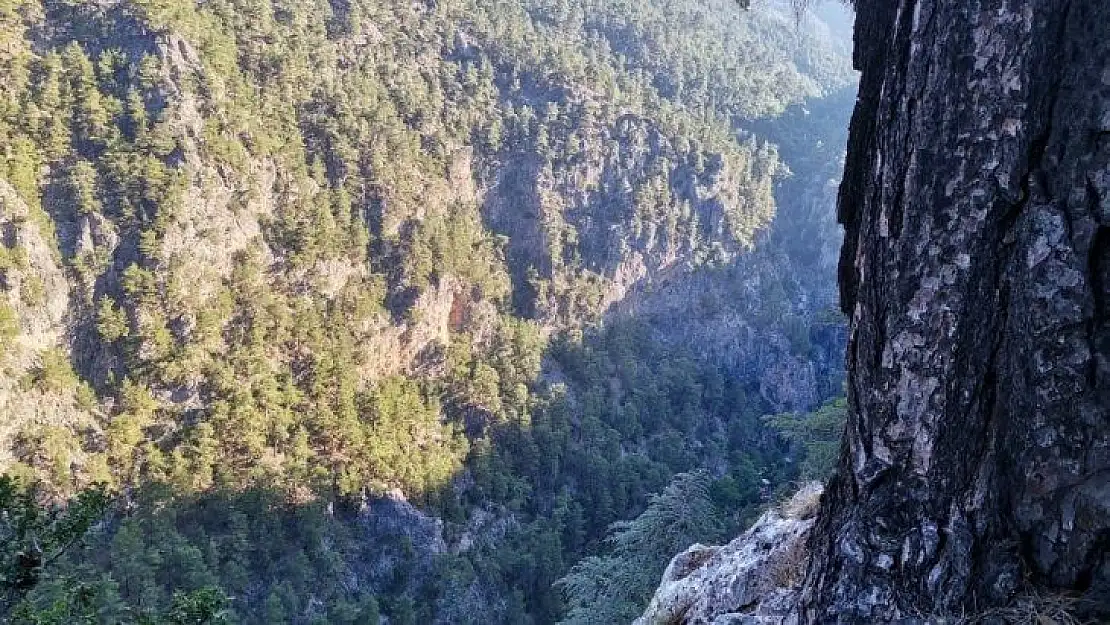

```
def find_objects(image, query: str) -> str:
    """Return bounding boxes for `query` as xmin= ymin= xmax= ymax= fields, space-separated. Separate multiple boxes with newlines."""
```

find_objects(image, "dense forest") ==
xmin=0 ymin=0 xmax=854 ymax=622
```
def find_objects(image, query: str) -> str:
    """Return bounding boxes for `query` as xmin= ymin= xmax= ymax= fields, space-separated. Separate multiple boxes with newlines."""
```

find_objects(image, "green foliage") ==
xmin=19 ymin=275 xmax=45 ymax=308
xmin=0 ymin=300 xmax=18 ymax=354
xmin=151 ymin=587 xmax=230 ymax=625
xmin=0 ymin=476 xmax=110 ymax=617
xmin=555 ymin=471 xmax=722 ymax=624
xmin=0 ymin=0 xmax=852 ymax=622
xmin=13 ymin=427 xmax=81 ymax=487
xmin=10 ymin=581 xmax=230 ymax=625
xmin=766 ymin=396 xmax=847 ymax=481
xmin=28 ymin=348 xmax=78 ymax=395
xmin=0 ymin=245 xmax=29 ymax=274
xmin=96 ymin=296 xmax=129 ymax=342
xmin=359 ymin=377 xmax=469 ymax=496
xmin=36 ymin=487 xmax=372 ymax=625
xmin=66 ymin=160 xmax=101 ymax=216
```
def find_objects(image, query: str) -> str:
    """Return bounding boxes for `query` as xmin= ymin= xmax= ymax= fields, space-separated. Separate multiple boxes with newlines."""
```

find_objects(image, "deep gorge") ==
xmin=0 ymin=1 xmax=858 ymax=622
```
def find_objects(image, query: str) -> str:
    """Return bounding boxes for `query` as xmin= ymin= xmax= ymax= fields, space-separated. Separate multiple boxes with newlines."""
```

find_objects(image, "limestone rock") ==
xmin=637 ymin=484 xmax=823 ymax=625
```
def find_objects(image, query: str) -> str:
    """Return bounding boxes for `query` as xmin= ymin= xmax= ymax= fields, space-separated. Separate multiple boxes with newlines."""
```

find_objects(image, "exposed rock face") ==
xmin=356 ymin=490 xmax=448 ymax=563
xmin=615 ymin=90 xmax=857 ymax=414
xmin=480 ymin=113 xmax=777 ymax=325
xmin=612 ymin=243 xmax=846 ymax=415
xmin=803 ymin=0 xmax=1110 ymax=621
xmin=636 ymin=484 xmax=823 ymax=625
xmin=0 ymin=180 xmax=96 ymax=470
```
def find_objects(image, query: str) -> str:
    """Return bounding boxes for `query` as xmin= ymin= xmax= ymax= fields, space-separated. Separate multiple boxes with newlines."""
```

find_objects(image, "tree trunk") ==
xmin=802 ymin=0 xmax=1110 ymax=621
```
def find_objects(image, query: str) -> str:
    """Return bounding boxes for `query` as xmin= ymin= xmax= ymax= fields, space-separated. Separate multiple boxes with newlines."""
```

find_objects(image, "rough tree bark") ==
xmin=801 ymin=0 xmax=1110 ymax=621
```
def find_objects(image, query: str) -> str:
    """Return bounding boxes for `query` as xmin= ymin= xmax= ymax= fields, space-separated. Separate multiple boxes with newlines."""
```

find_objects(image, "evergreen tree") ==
xmin=555 ymin=471 xmax=722 ymax=625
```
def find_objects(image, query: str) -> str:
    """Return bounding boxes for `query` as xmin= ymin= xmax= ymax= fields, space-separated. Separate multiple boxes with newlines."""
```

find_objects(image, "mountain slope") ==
xmin=0 ymin=0 xmax=855 ymax=622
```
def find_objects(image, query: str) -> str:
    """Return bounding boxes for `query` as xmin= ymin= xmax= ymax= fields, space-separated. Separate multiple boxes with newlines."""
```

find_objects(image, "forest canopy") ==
xmin=0 ymin=0 xmax=853 ymax=622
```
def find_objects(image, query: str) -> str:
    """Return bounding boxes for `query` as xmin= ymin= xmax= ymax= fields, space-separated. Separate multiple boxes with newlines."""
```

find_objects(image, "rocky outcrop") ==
xmin=612 ymin=90 xmax=855 ymax=414
xmin=479 ymin=112 xmax=778 ymax=325
xmin=636 ymin=484 xmax=823 ymax=625
xmin=611 ymin=252 xmax=846 ymax=414
xmin=0 ymin=180 xmax=97 ymax=473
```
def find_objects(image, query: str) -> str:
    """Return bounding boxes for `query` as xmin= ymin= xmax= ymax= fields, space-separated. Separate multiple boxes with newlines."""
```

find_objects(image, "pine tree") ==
xmin=556 ymin=471 xmax=722 ymax=625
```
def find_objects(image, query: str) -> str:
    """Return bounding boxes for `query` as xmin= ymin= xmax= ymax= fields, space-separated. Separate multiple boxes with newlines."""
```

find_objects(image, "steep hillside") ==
xmin=0 ymin=0 xmax=855 ymax=622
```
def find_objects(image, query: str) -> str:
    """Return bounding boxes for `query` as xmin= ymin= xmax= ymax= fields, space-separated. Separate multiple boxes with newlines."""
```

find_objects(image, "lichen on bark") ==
xmin=802 ymin=0 xmax=1110 ymax=621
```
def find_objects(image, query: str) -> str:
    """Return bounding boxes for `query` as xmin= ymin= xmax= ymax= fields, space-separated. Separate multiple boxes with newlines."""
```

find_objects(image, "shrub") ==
xmin=0 ymin=301 xmax=17 ymax=353
xmin=96 ymin=296 xmax=130 ymax=342
xmin=30 ymin=347 xmax=79 ymax=394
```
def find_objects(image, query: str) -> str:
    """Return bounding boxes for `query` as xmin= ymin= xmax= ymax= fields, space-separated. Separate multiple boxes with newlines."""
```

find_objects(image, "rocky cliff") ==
xmin=636 ymin=483 xmax=823 ymax=625
xmin=0 ymin=0 xmax=852 ymax=490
